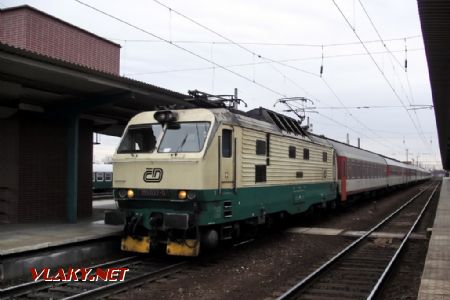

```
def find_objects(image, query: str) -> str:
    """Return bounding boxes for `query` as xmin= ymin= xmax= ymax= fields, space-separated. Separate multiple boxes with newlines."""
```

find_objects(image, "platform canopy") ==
xmin=0 ymin=42 xmax=194 ymax=136
xmin=418 ymin=0 xmax=450 ymax=170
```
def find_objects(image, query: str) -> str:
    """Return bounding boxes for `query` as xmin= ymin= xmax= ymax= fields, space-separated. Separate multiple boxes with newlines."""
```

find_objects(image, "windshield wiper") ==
xmin=174 ymin=133 xmax=189 ymax=154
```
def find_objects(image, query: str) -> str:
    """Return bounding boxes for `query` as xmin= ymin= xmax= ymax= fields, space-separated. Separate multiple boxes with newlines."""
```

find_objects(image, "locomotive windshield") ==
xmin=117 ymin=124 xmax=163 ymax=154
xmin=158 ymin=122 xmax=210 ymax=153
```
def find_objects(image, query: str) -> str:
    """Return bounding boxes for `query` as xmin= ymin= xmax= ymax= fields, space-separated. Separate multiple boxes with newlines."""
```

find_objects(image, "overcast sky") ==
xmin=1 ymin=0 xmax=441 ymax=169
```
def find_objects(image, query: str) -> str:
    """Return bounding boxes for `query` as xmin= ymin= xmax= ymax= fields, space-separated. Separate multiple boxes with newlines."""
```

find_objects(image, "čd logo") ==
xmin=143 ymin=168 xmax=163 ymax=182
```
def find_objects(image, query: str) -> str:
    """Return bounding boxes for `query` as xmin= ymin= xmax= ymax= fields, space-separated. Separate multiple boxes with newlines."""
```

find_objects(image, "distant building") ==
xmin=0 ymin=5 xmax=120 ymax=74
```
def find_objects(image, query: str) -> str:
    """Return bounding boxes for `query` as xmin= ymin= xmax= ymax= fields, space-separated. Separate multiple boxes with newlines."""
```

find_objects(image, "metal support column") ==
xmin=66 ymin=114 xmax=79 ymax=223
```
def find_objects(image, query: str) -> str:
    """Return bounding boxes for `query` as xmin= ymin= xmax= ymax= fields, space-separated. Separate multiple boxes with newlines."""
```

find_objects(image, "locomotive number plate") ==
xmin=139 ymin=189 xmax=171 ymax=198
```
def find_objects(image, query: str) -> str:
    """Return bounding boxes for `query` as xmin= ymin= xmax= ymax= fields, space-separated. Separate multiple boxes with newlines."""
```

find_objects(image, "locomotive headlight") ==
xmin=127 ymin=189 xmax=135 ymax=199
xmin=154 ymin=111 xmax=178 ymax=123
xmin=155 ymin=112 xmax=166 ymax=122
xmin=178 ymin=190 xmax=187 ymax=200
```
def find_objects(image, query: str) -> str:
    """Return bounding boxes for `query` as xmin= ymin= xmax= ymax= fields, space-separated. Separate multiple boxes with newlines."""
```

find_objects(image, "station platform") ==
xmin=0 ymin=200 xmax=121 ymax=256
xmin=418 ymin=178 xmax=450 ymax=299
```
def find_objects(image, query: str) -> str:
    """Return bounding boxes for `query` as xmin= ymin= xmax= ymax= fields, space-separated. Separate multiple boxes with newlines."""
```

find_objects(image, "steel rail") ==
xmin=277 ymin=183 xmax=435 ymax=300
xmin=367 ymin=183 xmax=440 ymax=299
xmin=61 ymin=261 xmax=187 ymax=300
xmin=1 ymin=255 xmax=139 ymax=298
xmin=62 ymin=236 xmax=254 ymax=299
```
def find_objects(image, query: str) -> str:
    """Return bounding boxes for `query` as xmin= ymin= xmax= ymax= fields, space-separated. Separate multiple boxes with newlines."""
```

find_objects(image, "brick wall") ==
xmin=0 ymin=6 xmax=120 ymax=75
xmin=18 ymin=114 xmax=67 ymax=222
xmin=0 ymin=118 xmax=20 ymax=224
xmin=0 ymin=113 xmax=93 ymax=223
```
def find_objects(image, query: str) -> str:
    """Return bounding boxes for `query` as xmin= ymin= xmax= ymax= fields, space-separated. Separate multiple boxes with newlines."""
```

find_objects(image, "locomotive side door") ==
xmin=219 ymin=126 xmax=235 ymax=191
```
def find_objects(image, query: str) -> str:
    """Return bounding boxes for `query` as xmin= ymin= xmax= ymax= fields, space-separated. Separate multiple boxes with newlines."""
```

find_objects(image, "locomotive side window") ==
xmin=222 ymin=129 xmax=232 ymax=158
xmin=289 ymin=146 xmax=296 ymax=159
xmin=96 ymin=172 xmax=104 ymax=182
xmin=118 ymin=124 xmax=163 ymax=154
xmin=303 ymin=148 xmax=310 ymax=160
xmin=256 ymin=140 xmax=266 ymax=155
xmin=255 ymin=165 xmax=267 ymax=182
xmin=105 ymin=173 xmax=112 ymax=182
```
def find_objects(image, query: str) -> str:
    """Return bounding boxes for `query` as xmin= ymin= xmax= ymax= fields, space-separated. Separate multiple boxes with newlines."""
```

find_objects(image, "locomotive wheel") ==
xmin=327 ymin=199 xmax=337 ymax=210
xmin=201 ymin=228 xmax=219 ymax=249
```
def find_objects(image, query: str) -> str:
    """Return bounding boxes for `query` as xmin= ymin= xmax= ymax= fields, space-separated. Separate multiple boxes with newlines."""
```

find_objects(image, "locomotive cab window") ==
xmin=256 ymin=140 xmax=266 ymax=155
xmin=303 ymin=148 xmax=310 ymax=160
xmin=158 ymin=122 xmax=210 ymax=153
xmin=289 ymin=146 xmax=296 ymax=159
xmin=222 ymin=129 xmax=232 ymax=158
xmin=117 ymin=124 xmax=163 ymax=154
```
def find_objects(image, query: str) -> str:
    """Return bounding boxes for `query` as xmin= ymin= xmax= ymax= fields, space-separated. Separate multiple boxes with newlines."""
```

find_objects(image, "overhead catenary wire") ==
xmin=358 ymin=1 xmax=419 ymax=109
xmin=151 ymin=0 xmax=331 ymax=119
xmin=150 ymin=0 xmax=409 ymax=152
xmin=319 ymin=77 xmax=406 ymax=152
xmin=306 ymin=104 xmax=433 ymax=110
xmin=332 ymin=0 xmax=430 ymax=148
xmin=311 ymin=110 xmax=398 ymax=151
xmin=124 ymin=48 xmax=425 ymax=76
xmin=151 ymin=0 xmax=318 ymax=79
xmin=75 ymin=0 xmax=432 ymax=159
xmin=148 ymin=0 xmax=412 ymax=154
xmin=73 ymin=0 xmax=286 ymax=98
xmin=109 ymin=35 xmax=422 ymax=48
xmin=283 ymin=100 xmax=403 ymax=153
xmin=357 ymin=0 xmax=430 ymax=150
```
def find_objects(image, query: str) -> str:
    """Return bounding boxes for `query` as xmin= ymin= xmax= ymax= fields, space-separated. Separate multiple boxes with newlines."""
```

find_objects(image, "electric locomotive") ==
xmin=113 ymin=93 xmax=430 ymax=256
xmin=113 ymin=98 xmax=337 ymax=256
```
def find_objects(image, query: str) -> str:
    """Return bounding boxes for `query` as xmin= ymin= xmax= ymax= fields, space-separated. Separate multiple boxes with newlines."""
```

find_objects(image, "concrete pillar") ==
xmin=66 ymin=114 xmax=79 ymax=223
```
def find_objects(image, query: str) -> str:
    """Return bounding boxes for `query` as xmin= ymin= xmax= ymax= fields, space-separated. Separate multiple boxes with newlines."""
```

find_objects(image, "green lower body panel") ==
xmin=198 ymin=182 xmax=336 ymax=225
xmin=117 ymin=182 xmax=337 ymax=230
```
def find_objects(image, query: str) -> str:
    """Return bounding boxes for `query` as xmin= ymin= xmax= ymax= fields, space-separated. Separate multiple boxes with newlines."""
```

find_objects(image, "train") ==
xmin=92 ymin=163 xmax=113 ymax=192
xmin=112 ymin=100 xmax=430 ymax=256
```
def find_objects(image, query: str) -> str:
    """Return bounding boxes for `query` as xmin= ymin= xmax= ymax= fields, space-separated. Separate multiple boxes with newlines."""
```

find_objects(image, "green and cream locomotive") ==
xmin=113 ymin=102 xmax=337 ymax=256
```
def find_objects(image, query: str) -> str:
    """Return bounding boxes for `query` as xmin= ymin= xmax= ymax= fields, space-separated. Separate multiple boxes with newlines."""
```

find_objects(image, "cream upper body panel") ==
xmin=113 ymin=108 xmax=334 ymax=190
xmin=113 ymin=109 xmax=218 ymax=189
xmin=240 ymin=128 xmax=334 ymax=187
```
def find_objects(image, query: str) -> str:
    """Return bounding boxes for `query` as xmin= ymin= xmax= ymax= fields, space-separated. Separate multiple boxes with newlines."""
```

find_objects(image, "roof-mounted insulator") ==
xmin=404 ymin=38 xmax=408 ymax=72
xmin=320 ymin=45 xmax=324 ymax=77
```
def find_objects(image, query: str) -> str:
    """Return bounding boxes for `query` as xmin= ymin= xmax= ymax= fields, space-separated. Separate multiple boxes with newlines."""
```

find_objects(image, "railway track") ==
xmin=277 ymin=182 xmax=440 ymax=300
xmin=1 ymin=237 xmax=255 ymax=300
xmin=1 ymin=256 xmax=186 ymax=299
